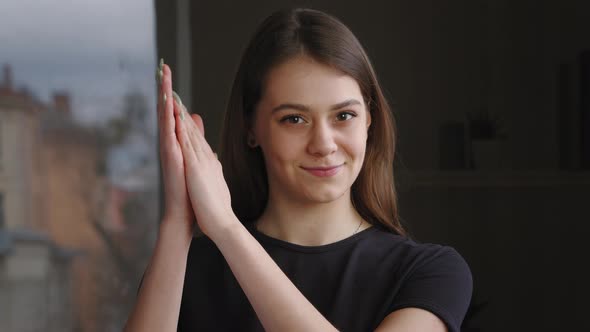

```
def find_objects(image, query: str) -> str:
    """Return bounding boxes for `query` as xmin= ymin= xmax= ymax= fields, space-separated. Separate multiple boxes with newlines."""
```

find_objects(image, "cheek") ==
xmin=261 ymin=130 xmax=302 ymax=167
xmin=342 ymin=125 xmax=369 ymax=157
xmin=349 ymin=142 xmax=368 ymax=164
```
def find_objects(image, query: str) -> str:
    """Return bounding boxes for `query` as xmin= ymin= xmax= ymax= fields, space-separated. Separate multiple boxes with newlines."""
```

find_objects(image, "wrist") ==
xmin=161 ymin=208 xmax=193 ymax=227
xmin=206 ymin=213 xmax=243 ymax=244
xmin=159 ymin=216 xmax=193 ymax=245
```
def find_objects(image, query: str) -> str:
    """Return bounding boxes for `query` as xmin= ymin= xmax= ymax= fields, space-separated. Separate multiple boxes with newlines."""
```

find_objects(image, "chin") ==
xmin=301 ymin=186 xmax=348 ymax=204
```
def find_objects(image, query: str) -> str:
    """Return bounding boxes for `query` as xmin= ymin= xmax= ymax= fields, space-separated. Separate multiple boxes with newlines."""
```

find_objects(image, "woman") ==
xmin=125 ymin=8 xmax=472 ymax=332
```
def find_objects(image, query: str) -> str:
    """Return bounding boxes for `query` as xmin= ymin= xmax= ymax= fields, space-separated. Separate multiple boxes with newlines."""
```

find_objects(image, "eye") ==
xmin=336 ymin=111 xmax=357 ymax=121
xmin=280 ymin=115 xmax=306 ymax=124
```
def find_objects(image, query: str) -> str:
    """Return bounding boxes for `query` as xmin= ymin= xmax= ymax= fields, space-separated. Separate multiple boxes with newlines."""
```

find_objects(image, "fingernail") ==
xmin=163 ymin=93 xmax=167 ymax=104
xmin=156 ymin=69 xmax=163 ymax=84
xmin=159 ymin=58 xmax=164 ymax=70
xmin=172 ymin=91 xmax=183 ymax=106
xmin=180 ymin=109 xmax=185 ymax=121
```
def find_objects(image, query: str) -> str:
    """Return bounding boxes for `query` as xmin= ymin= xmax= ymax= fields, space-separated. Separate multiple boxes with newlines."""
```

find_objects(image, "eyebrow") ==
xmin=270 ymin=98 xmax=362 ymax=113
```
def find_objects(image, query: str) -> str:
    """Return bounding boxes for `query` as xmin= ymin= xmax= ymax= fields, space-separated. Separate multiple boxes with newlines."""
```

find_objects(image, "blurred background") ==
xmin=1 ymin=0 xmax=589 ymax=331
xmin=0 ymin=0 xmax=159 ymax=331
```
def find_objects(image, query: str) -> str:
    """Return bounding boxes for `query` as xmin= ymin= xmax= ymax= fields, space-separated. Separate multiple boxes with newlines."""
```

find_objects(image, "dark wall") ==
xmin=171 ymin=1 xmax=590 ymax=331
xmin=190 ymin=0 xmax=590 ymax=170
xmin=190 ymin=0 xmax=405 ymax=152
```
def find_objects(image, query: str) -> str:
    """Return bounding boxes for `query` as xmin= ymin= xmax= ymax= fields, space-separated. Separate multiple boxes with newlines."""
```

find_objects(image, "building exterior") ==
xmin=0 ymin=64 xmax=44 ymax=231
xmin=0 ymin=64 xmax=77 ymax=331
xmin=1 ymin=62 xmax=159 ymax=331
xmin=0 ymin=230 xmax=76 ymax=331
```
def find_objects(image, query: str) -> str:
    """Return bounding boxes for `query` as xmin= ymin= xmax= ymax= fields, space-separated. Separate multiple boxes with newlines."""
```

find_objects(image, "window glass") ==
xmin=0 ymin=194 xmax=4 ymax=228
xmin=0 ymin=1 xmax=158 ymax=331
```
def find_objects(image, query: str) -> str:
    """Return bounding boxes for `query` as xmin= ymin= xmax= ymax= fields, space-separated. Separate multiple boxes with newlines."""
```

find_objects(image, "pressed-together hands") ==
xmin=152 ymin=61 xmax=342 ymax=332
xmin=156 ymin=59 xmax=234 ymax=239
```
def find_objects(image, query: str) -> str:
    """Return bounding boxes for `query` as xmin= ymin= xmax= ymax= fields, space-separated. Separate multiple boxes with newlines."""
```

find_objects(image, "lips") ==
xmin=301 ymin=164 xmax=343 ymax=177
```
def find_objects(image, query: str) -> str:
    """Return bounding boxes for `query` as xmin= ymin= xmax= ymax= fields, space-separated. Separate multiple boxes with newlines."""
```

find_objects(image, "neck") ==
xmin=255 ymin=189 xmax=368 ymax=246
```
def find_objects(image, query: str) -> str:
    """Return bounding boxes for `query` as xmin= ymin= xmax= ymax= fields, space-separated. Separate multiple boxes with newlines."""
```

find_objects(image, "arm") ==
xmin=123 ymin=219 xmax=192 ymax=332
xmin=171 ymin=68 xmax=337 ymax=330
xmin=124 ymin=60 xmax=199 ymax=331
xmin=375 ymin=246 xmax=472 ymax=332
xmin=375 ymin=308 xmax=447 ymax=332
xmin=210 ymin=219 xmax=339 ymax=332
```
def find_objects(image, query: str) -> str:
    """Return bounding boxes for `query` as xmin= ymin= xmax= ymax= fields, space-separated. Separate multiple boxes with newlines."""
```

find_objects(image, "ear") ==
xmin=247 ymin=131 xmax=258 ymax=148
xmin=366 ymin=104 xmax=372 ymax=129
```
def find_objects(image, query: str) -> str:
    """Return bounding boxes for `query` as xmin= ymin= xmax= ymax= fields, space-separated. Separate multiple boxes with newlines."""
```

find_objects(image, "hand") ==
xmin=157 ymin=60 xmax=200 ymax=233
xmin=172 ymin=86 xmax=236 ymax=238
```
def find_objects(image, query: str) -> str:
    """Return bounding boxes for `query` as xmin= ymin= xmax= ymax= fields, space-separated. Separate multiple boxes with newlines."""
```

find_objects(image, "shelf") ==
xmin=397 ymin=170 xmax=590 ymax=188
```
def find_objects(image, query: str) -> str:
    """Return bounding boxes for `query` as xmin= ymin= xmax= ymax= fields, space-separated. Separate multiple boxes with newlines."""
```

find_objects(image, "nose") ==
xmin=306 ymin=122 xmax=337 ymax=157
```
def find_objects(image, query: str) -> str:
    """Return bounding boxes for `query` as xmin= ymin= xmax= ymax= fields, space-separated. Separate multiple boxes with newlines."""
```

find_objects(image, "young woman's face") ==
xmin=252 ymin=55 xmax=371 ymax=204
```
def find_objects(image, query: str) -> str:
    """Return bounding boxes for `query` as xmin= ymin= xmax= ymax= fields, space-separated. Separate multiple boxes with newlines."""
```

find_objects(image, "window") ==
xmin=0 ymin=121 xmax=3 ymax=170
xmin=0 ymin=1 xmax=159 ymax=330
xmin=0 ymin=193 xmax=4 ymax=229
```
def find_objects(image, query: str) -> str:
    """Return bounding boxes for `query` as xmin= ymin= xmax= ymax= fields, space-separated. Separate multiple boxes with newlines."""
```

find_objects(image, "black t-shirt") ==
xmin=177 ymin=223 xmax=472 ymax=332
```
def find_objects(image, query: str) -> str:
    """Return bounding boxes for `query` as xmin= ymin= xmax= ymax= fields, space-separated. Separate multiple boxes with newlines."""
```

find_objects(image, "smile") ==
xmin=300 ymin=164 xmax=343 ymax=178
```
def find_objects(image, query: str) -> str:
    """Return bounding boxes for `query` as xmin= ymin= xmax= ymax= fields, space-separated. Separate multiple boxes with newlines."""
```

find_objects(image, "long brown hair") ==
xmin=219 ymin=8 xmax=406 ymax=236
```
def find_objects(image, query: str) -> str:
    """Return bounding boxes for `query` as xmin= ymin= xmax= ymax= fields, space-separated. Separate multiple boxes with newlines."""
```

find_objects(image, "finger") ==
xmin=157 ymin=58 xmax=164 ymax=83
xmin=182 ymin=109 xmax=211 ymax=162
xmin=162 ymin=64 xmax=180 ymax=141
xmin=191 ymin=113 xmax=205 ymax=137
xmin=156 ymin=69 xmax=169 ymax=146
xmin=175 ymin=103 xmax=198 ymax=165
xmin=163 ymin=74 xmax=212 ymax=159
xmin=157 ymin=90 xmax=163 ymax=133
xmin=183 ymin=109 xmax=214 ymax=157
xmin=162 ymin=65 xmax=180 ymax=117
xmin=160 ymin=77 xmax=176 ymax=143
xmin=157 ymin=85 xmax=166 ymax=125
xmin=156 ymin=69 xmax=164 ymax=131
xmin=158 ymin=63 xmax=183 ymax=165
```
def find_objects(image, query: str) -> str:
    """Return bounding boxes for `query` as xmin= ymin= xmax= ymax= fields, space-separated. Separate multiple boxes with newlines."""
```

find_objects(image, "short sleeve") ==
xmin=387 ymin=246 xmax=473 ymax=332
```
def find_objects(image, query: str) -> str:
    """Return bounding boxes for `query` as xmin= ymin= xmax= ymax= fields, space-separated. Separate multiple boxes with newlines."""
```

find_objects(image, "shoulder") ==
xmin=403 ymin=240 xmax=471 ymax=280
xmin=369 ymin=229 xmax=473 ymax=332
xmin=378 ymin=229 xmax=473 ymax=299
xmin=368 ymin=228 xmax=471 ymax=279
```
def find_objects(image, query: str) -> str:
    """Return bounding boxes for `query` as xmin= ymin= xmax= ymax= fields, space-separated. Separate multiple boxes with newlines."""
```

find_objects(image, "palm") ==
xmin=157 ymin=63 xmax=195 ymax=225
xmin=157 ymin=61 xmax=234 ymax=238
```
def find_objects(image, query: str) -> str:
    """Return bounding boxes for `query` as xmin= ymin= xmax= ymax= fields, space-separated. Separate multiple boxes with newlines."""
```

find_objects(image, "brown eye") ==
xmin=337 ymin=112 xmax=356 ymax=121
xmin=280 ymin=115 xmax=305 ymax=124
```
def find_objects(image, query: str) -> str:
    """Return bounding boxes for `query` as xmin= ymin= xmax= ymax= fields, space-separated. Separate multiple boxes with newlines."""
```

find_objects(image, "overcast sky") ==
xmin=0 ymin=0 xmax=157 ymax=125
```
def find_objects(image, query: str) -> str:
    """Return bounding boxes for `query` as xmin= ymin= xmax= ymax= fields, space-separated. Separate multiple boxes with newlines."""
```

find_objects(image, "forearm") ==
xmin=211 ymin=218 xmax=338 ymax=332
xmin=124 ymin=219 xmax=192 ymax=332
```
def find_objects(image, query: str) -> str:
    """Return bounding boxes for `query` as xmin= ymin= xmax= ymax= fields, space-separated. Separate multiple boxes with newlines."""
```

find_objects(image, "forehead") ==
xmin=260 ymin=56 xmax=364 ymax=108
